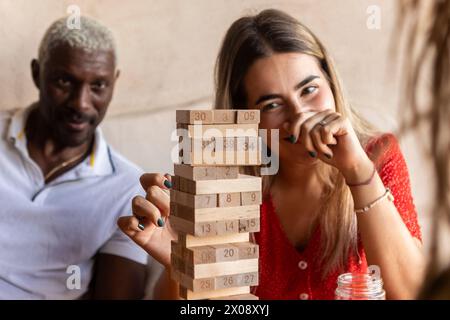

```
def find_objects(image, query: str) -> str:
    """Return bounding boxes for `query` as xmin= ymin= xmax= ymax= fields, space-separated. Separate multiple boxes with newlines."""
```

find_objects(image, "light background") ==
xmin=0 ymin=0 xmax=439 ymax=296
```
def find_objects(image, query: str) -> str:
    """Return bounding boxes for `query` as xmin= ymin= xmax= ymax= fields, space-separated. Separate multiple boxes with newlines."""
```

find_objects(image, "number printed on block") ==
xmin=239 ymin=218 xmax=260 ymax=233
xmin=176 ymin=110 xmax=213 ymax=124
xmin=216 ymin=219 xmax=239 ymax=235
xmin=213 ymin=110 xmax=237 ymax=124
xmin=232 ymin=242 xmax=259 ymax=259
xmin=218 ymin=192 xmax=241 ymax=207
xmin=215 ymin=166 xmax=239 ymax=179
xmin=215 ymin=272 xmax=258 ymax=289
xmin=196 ymin=221 xmax=217 ymax=236
xmin=241 ymin=191 xmax=262 ymax=206
xmin=211 ymin=244 xmax=238 ymax=262
xmin=237 ymin=110 xmax=260 ymax=124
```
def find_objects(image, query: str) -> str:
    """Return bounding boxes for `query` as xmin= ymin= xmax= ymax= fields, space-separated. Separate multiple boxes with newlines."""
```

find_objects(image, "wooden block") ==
xmin=171 ymin=240 xmax=183 ymax=257
xmin=171 ymin=216 xmax=258 ymax=237
xmin=210 ymin=293 xmax=259 ymax=300
xmin=174 ymin=164 xmax=238 ymax=180
xmin=186 ymin=137 xmax=237 ymax=154
xmin=241 ymin=191 xmax=262 ymax=206
xmin=172 ymin=250 xmax=259 ymax=279
xmin=170 ymin=202 xmax=178 ymax=216
xmin=212 ymin=110 xmax=237 ymax=124
xmin=189 ymin=258 xmax=258 ymax=278
xmin=170 ymin=216 xmax=218 ymax=237
xmin=236 ymin=136 xmax=260 ymax=152
xmin=216 ymin=219 xmax=239 ymax=235
xmin=171 ymin=253 xmax=186 ymax=274
xmin=172 ymin=269 xmax=215 ymax=292
xmin=172 ymin=249 xmax=258 ymax=278
xmin=232 ymin=242 xmax=259 ymax=260
xmin=239 ymin=217 xmax=260 ymax=233
xmin=210 ymin=244 xmax=239 ymax=262
xmin=178 ymin=233 xmax=250 ymax=248
xmin=177 ymin=175 xmax=261 ymax=195
xmin=179 ymin=285 xmax=250 ymax=300
xmin=185 ymin=246 xmax=217 ymax=264
xmin=171 ymin=204 xmax=259 ymax=223
xmin=176 ymin=110 xmax=213 ymax=124
xmin=215 ymin=272 xmax=258 ymax=289
xmin=180 ymin=136 xmax=261 ymax=166
xmin=174 ymin=271 xmax=258 ymax=292
xmin=218 ymin=192 xmax=241 ymax=207
xmin=174 ymin=164 xmax=216 ymax=181
xmin=177 ymin=124 xmax=258 ymax=138
xmin=171 ymin=190 xmax=216 ymax=209
xmin=237 ymin=110 xmax=260 ymax=124
xmin=182 ymin=150 xmax=260 ymax=166
xmin=172 ymin=175 xmax=180 ymax=190
xmin=215 ymin=166 xmax=239 ymax=179
xmin=183 ymin=243 xmax=242 ymax=265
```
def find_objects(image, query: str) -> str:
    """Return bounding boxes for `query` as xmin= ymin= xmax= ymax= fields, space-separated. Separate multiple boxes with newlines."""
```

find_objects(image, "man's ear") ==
xmin=115 ymin=69 xmax=120 ymax=82
xmin=31 ymin=59 xmax=41 ymax=89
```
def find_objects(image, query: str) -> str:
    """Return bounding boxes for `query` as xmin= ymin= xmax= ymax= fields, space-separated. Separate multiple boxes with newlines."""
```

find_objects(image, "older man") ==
xmin=0 ymin=16 xmax=148 ymax=299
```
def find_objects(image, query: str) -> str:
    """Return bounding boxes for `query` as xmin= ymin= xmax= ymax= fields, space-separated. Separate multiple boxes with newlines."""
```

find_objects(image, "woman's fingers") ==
xmin=132 ymin=195 xmax=164 ymax=229
xmin=319 ymin=114 xmax=340 ymax=146
xmin=310 ymin=113 xmax=340 ymax=158
xmin=140 ymin=173 xmax=172 ymax=191
xmin=146 ymin=185 xmax=170 ymax=218
xmin=298 ymin=110 xmax=335 ymax=157
xmin=117 ymin=215 xmax=154 ymax=248
xmin=283 ymin=111 xmax=316 ymax=143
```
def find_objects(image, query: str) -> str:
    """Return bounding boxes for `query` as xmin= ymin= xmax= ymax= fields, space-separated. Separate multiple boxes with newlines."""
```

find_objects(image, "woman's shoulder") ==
xmin=363 ymin=133 xmax=403 ymax=169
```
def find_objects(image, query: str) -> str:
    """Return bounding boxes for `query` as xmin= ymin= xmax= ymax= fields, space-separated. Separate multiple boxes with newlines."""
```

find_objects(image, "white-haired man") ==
xmin=0 ymin=16 xmax=150 ymax=299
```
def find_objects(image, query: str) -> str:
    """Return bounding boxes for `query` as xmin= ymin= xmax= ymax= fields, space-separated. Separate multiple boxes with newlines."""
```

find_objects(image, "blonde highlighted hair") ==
xmin=214 ymin=9 xmax=377 ymax=276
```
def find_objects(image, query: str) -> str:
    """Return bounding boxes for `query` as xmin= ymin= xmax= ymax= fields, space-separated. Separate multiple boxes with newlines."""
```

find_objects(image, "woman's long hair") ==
xmin=214 ymin=9 xmax=377 ymax=276
xmin=397 ymin=0 xmax=450 ymax=298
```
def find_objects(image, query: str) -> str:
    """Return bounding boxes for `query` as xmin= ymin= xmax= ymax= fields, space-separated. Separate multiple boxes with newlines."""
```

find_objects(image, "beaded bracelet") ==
xmin=354 ymin=188 xmax=394 ymax=214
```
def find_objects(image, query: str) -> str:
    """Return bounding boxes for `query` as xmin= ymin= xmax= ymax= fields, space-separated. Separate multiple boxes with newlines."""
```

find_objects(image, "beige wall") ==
xmin=0 ymin=0 xmax=436 ymax=257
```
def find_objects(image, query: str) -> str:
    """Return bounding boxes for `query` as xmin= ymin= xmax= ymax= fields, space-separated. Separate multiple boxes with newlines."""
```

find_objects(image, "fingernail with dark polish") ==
xmin=164 ymin=179 xmax=172 ymax=189
xmin=325 ymin=153 xmax=333 ymax=159
xmin=138 ymin=223 xmax=145 ymax=231
xmin=288 ymin=135 xmax=296 ymax=144
xmin=157 ymin=218 xmax=165 ymax=227
xmin=309 ymin=151 xmax=317 ymax=158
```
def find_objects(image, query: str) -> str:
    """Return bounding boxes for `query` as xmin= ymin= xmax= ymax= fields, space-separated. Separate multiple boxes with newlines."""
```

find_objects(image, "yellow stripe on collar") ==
xmin=89 ymin=142 xmax=96 ymax=168
xmin=17 ymin=129 xmax=25 ymax=140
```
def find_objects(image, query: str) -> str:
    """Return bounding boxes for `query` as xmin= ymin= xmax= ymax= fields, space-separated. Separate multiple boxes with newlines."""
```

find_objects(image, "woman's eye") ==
xmin=262 ymin=102 xmax=281 ymax=112
xmin=302 ymin=86 xmax=317 ymax=96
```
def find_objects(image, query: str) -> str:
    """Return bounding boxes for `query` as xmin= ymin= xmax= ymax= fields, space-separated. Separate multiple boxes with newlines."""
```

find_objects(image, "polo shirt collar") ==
xmin=7 ymin=104 xmax=115 ymax=180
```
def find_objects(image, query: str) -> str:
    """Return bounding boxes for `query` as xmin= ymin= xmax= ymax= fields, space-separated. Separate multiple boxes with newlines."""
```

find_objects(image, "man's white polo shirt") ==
xmin=0 ymin=106 xmax=148 ymax=299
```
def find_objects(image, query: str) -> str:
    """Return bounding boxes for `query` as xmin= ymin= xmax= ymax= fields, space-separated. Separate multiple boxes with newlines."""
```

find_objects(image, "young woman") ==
xmin=118 ymin=9 xmax=425 ymax=299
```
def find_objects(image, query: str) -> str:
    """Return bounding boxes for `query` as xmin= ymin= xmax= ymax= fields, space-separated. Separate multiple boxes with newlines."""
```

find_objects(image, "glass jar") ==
xmin=335 ymin=272 xmax=386 ymax=300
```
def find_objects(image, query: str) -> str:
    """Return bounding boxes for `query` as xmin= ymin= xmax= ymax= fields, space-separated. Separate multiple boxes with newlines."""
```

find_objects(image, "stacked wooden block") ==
xmin=170 ymin=109 xmax=262 ymax=300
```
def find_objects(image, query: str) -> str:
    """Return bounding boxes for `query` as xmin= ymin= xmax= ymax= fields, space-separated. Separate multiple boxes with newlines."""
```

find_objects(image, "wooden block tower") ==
xmin=170 ymin=109 xmax=262 ymax=300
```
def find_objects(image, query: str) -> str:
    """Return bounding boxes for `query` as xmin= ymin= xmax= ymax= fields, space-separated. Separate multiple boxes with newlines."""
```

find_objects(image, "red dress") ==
xmin=254 ymin=133 xmax=422 ymax=300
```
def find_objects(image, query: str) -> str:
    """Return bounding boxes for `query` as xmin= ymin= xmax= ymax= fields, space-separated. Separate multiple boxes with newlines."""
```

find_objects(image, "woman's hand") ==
xmin=118 ymin=173 xmax=177 ymax=268
xmin=285 ymin=110 xmax=373 ymax=181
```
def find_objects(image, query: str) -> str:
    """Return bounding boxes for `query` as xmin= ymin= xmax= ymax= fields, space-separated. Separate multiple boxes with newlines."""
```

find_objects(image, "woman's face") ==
xmin=243 ymin=52 xmax=336 ymax=164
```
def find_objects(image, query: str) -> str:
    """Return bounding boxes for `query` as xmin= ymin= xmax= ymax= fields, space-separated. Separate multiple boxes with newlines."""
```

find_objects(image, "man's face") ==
xmin=34 ymin=45 xmax=118 ymax=147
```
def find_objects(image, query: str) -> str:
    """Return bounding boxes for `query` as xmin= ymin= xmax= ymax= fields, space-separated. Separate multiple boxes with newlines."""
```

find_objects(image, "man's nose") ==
xmin=69 ymin=85 xmax=92 ymax=111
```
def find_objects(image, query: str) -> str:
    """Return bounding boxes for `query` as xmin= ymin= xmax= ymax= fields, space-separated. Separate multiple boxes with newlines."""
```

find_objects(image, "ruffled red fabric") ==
xmin=254 ymin=133 xmax=422 ymax=300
